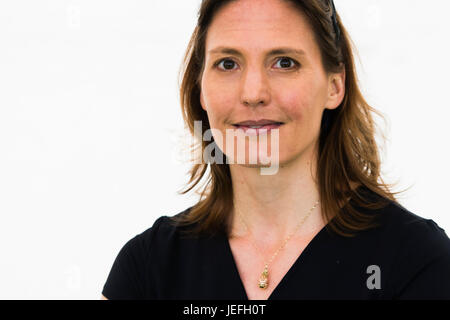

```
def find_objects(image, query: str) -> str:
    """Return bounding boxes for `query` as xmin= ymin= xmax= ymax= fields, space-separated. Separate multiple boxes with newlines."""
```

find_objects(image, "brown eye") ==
xmin=215 ymin=59 xmax=237 ymax=71
xmin=274 ymin=57 xmax=299 ymax=69
xmin=214 ymin=57 xmax=300 ymax=72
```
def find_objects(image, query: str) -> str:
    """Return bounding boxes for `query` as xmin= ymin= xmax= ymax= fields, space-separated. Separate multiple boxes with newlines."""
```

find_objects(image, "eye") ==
xmin=214 ymin=58 xmax=238 ymax=71
xmin=213 ymin=57 xmax=300 ymax=72
xmin=274 ymin=57 xmax=300 ymax=69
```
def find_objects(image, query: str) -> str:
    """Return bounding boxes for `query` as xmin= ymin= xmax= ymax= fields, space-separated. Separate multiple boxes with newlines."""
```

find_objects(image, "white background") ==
xmin=0 ymin=0 xmax=448 ymax=299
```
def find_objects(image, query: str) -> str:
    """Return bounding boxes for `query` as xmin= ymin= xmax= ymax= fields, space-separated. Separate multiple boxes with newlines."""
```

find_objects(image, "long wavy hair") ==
xmin=169 ymin=0 xmax=410 ymax=239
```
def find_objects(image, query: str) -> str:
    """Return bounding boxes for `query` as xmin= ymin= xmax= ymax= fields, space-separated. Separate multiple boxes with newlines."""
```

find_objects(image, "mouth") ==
xmin=232 ymin=122 xmax=284 ymax=134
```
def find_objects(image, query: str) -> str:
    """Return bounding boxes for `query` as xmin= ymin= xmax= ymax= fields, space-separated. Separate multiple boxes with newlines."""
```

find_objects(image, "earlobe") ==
xmin=326 ymin=71 xmax=345 ymax=110
xmin=200 ymin=91 xmax=206 ymax=111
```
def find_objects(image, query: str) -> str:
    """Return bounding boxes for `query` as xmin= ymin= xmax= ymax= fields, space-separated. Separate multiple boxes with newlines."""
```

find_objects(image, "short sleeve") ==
xmin=102 ymin=234 xmax=148 ymax=300
xmin=396 ymin=252 xmax=450 ymax=299
xmin=390 ymin=219 xmax=450 ymax=300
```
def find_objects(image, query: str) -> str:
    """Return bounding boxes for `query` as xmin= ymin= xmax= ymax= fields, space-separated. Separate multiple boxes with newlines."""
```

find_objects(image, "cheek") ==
xmin=277 ymin=88 xmax=308 ymax=121
xmin=275 ymin=80 xmax=321 ymax=121
xmin=201 ymin=84 xmax=235 ymax=121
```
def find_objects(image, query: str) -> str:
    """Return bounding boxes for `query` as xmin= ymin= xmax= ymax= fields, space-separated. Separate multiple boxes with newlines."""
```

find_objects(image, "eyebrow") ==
xmin=208 ymin=46 xmax=306 ymax=57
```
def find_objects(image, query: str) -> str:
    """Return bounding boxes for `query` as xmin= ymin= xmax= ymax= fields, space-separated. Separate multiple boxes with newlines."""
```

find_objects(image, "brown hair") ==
xmin=169 ymin=0 xmax=410 ymax=239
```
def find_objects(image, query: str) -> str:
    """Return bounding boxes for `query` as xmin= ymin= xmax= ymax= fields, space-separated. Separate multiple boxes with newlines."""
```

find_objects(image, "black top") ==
xmin=102 ymin=188 xmax=450 ymax=300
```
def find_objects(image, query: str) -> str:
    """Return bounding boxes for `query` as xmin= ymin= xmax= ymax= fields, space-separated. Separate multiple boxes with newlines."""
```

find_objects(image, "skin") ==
xmin=199 ymin=0 xmax=346 ymax=251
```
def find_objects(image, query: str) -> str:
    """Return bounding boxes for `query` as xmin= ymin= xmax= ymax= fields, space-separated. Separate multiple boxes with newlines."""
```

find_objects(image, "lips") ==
xmin=233 ymin=123 xmax=283 ymax=135
xmin=233 ymin=119 xmax=284 ymax=126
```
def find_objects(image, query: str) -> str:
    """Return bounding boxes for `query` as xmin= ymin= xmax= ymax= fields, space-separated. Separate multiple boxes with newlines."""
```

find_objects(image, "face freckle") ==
xmin=199 ymin=0 xmax=340 ymax=166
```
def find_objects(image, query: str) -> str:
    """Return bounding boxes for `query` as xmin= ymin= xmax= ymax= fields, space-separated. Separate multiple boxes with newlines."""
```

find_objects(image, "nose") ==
xmin=241 ymin=66 xmax=271 ymax=108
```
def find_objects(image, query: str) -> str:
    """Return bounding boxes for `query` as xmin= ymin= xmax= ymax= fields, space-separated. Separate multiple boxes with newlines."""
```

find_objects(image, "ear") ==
xmin=325 ymin=66 xmax=345 ymax=110
xmin=200 ymin=90 xmax=207 ymax=111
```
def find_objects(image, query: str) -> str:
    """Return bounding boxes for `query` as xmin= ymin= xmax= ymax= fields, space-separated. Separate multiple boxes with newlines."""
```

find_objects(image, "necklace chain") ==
xmin=235 ymin=200 xmax=320 ymax=289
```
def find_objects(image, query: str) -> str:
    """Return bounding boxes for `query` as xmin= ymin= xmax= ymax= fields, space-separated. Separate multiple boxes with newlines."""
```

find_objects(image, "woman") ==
xmin=102 ymin=0 xmax=450 ymax=300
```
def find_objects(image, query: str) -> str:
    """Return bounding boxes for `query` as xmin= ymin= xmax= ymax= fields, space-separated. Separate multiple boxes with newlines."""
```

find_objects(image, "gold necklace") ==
xmin=235 ymin=200 xmax=320 ymax=289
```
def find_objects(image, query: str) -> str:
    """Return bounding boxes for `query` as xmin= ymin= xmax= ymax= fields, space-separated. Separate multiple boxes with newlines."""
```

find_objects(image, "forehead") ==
xmin=205 ymin=0 xmax=316 ymax=54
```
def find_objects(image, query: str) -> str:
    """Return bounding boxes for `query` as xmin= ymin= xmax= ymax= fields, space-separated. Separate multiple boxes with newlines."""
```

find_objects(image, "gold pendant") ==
xmin=258 ymin=265 xmax=269 ymax=289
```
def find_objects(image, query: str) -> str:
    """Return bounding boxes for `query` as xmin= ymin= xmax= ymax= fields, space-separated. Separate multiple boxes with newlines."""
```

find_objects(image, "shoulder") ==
xmin=124 ymin=205 xmax=200 ymax=263
xmin=379 ymin=200 xmax=450 ymax=256
xmin=130 ymin=206 xmax=195 ymax=253
xmin=372 ymin=200 xmax=450 ymax=298
xmin=351 ymin=186 xmax=449 ymax=253
xmin=356 ymin=189 xmax=450 ymax=260
xmin=353 ymin=187 xmax=450 ymax=298
xmin=102 ymin=206 xmax=196 ymax=299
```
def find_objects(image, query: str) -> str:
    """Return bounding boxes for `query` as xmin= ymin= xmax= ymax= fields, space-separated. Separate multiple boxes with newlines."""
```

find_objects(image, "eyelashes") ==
xmin=213 ymin=57 xmax=300 ymax=72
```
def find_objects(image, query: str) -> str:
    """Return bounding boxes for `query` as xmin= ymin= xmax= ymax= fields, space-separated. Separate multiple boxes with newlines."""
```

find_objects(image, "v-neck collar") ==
xmin=222 ymin=220 xmax=332 ymax=300
xmin=219 ymin=186 xmax=370 ymax=300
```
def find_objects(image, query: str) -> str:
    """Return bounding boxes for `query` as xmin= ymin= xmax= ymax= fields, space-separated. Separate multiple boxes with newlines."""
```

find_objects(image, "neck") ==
xmin=228 ymin=148 xmax=325 ymax=245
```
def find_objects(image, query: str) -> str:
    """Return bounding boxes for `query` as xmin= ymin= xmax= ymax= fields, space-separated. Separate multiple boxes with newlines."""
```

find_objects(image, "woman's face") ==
xmin=200 ymin=0 xmax=344 ymax=167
